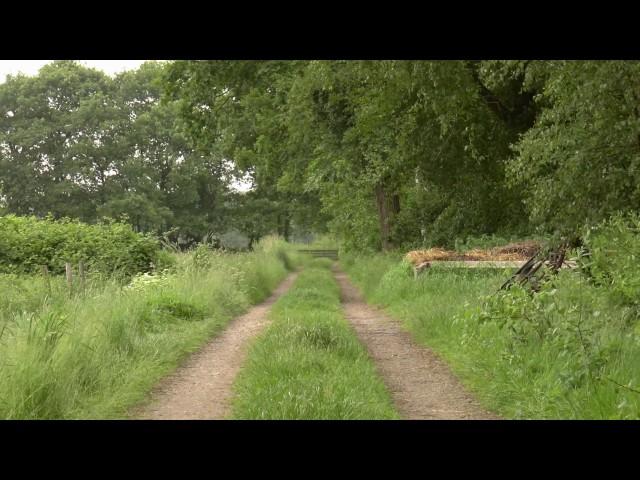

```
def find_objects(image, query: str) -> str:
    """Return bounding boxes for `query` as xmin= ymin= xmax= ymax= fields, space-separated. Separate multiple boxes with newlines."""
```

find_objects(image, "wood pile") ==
xmin=405 ymin=241 xmax=541 ymax=266
xmin=405 ymin=240 xmax=577 ymax=289
xmin=500 ymin=243 xmax=577 ymax=291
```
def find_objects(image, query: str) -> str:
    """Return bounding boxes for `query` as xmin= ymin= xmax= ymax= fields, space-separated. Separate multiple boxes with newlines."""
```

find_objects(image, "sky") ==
xmin=0 ymin=60 xmax=150 ymax=83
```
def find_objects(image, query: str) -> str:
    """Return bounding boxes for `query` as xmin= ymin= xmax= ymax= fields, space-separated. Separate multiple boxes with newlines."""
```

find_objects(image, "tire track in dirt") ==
xmin=334 ymin=268 xmax=498 ymax=420
xmin=132 ymin=271 xmax=299 ymax=420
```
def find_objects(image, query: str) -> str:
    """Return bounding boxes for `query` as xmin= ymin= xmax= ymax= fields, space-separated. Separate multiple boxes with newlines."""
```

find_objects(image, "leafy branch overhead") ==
xmin=2 ymin=60 xmax=639 ymax=250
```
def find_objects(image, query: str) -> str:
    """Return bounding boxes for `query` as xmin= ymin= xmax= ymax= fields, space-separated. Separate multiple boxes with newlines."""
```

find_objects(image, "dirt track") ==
xmin=132 ymin=266 xmax=496 ymax=420
xmin=132 ymin=272 xmax=299 ymax=420
xmin=334 ymin=268 xmax=498 ymax=420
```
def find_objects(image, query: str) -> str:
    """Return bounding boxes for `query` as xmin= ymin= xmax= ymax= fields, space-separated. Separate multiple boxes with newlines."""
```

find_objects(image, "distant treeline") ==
xmin=2 ymin=61 xmax=639 ymax=250
xmin=0 ymin=61 xmax=301 ymax=246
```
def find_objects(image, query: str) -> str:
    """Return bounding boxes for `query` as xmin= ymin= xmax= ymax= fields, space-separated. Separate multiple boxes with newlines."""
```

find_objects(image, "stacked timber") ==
xmin=405 ymin=240 xmax=577 ymax=288
xmin=406 ymin=241 xmax=539 ymax=270
xmin=298 ymin=249 xmax=339 ymax=260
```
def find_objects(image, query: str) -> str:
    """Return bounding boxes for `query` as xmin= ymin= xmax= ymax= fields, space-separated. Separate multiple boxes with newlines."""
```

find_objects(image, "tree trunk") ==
xmin=635 ymin=92 xmax=640 ymax=151
xmin=392 ymin=194 xmax=400 ymax=216
xmin=375 ymin=184 xmax=392 ymax=251
xmin=283 ymin=215 xmax=291 ymax=242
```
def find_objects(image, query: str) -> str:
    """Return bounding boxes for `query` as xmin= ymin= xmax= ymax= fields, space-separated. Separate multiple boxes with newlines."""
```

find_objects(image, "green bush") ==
xmin=155 ymin=249 xmax=177 ymax=272
xmin=583 ymin=212 xmax=640 ymax=312
xmin=0 ymin=215 xmax=160 ymax=277
xmin=469 ymin=214 xmax=640 ymax=417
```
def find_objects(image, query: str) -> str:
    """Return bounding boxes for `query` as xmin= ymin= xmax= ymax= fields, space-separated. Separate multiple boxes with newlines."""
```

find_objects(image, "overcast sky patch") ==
xmin=0 ymin=60 xmax=150 ymax=84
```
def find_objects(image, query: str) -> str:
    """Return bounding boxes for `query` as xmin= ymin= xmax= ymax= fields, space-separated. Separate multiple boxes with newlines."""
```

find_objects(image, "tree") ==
xmin=0 ymin=61 xmax=235 ymax=244
xmin=163 ymin=60 xmax=327 ymax=243
xmin=510 ymin=60 xmax=640 ymax=237
xmin=0 ymin=61 xmax=116 ymax=220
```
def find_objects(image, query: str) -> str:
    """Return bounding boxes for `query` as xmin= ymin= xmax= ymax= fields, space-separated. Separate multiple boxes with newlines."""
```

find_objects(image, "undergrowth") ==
xmin=0 ymin=235 xmax=301 ymax=419
xmin=341 ymin=213 xmax=640 ymax=419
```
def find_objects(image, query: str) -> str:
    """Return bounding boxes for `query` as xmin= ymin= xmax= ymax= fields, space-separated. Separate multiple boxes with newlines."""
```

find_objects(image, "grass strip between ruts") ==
xmin=231 ymin=260 xmax=399 ymax=419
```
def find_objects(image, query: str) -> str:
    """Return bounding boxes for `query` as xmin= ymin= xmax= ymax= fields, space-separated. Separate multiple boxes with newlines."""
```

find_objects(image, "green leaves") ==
xmin=0 ymin=61 xmax=234 ymax=243
xmin=0 ymin=214 xmax=160 ymax=277
xmin=583 ymin=212 xmax=640 ymax=311
xmin=510 ymin=60 xmax=640 ymax=235
xmin=6 ymin=59 xmax=637 ymax=253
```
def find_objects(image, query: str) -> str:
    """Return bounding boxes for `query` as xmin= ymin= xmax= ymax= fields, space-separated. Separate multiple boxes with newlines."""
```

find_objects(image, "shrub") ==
xmin=0 ymin=215 xmax=160 ymax=277
xmin=582 ymin=212 xmax=640 ymax=312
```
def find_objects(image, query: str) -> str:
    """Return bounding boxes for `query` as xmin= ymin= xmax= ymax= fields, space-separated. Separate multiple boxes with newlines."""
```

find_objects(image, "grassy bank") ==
xmin=0 ymin=237 xmax=300 ymax=419
xmin=341 ymin=240 xmax=640 ymax=419
xmin=231 ymin=260 xmax=399 ymax=419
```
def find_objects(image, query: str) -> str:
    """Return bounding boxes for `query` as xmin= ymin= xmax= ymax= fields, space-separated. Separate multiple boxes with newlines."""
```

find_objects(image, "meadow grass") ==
xmin=341 ymin=253 xmax=640 ymax=419
xmin=0 ymin=237 xmax=300 ymax=419
xmin=231 ymin=260 xmax=399 ymax=419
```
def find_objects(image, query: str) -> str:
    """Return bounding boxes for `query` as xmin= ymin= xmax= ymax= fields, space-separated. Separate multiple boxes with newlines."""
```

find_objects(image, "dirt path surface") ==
xmin=334 ymin=269 xmax=498 ymax=420
xmin=133 ymin=272 xmax=299 ymax=420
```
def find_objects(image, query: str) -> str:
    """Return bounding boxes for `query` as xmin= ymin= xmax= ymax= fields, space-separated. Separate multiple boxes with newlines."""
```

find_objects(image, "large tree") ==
xmin=0 ymin=61 xmax=235 ymax=244
xmin=509 ymin=60 xmax=640 ymax=236
xmin=0 ymin=61 xmax=117 ymax=220
xmin=164 ymin=60 xmax=328 ymax=242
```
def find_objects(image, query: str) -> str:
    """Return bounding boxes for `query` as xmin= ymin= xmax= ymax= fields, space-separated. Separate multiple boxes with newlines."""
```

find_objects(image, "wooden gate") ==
xmin=297 ymin=249 xmax=339 ymax=260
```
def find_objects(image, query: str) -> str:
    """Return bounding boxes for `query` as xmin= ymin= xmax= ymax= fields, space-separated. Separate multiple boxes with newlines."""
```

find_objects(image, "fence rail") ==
xmin=297 ymin=249 xmax=339 ymax=260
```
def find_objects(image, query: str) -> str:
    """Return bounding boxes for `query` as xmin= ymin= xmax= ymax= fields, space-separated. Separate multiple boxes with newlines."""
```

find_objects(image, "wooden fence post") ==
xmin=65 ymin=262 xmax=73 ymax=296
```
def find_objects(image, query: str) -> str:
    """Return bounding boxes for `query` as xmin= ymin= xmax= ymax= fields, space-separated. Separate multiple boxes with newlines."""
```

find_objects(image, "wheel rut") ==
xmin=132 ymin=272 xmax=299 ymax=420
xmin=334 ymin=268 xmax=498 ymax=420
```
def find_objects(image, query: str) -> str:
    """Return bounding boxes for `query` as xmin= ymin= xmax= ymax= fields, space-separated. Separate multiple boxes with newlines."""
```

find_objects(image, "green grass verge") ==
xmin=0 ymin=237 xmax=302 ymax=419
xmin=341 ymin=253 xmax=640 ymax=419
xmin=231 ymin=263 xmax=399 ymax=419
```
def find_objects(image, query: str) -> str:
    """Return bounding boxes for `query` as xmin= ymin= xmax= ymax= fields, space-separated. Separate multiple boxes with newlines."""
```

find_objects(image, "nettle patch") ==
xmin=472 ymin=214 xmax=640 ymax=395
xmin=125 ymin=270 xmax=174 ymax=292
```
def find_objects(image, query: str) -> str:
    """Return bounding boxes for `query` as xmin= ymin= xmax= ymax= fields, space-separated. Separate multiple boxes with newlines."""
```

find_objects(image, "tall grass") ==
xmin=341 ymin=246 xmax=640 ymax=419
xmin=0 ymin=236 xmax=299 ymax=419
xmin=231 ymin=261 xmax=399 ymax=419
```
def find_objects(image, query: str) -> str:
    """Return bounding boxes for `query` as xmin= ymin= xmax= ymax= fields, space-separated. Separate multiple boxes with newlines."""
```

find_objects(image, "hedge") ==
xmin=0 ymin=215 xmax=160 ymax=276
